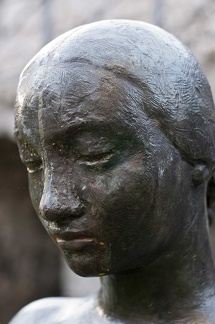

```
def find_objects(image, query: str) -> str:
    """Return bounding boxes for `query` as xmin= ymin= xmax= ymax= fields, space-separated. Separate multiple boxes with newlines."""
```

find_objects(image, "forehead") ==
xmin=15 ymin=63 xmax=147 ymax=143
xmin=17 ymin=63 xmax=129 ymax=114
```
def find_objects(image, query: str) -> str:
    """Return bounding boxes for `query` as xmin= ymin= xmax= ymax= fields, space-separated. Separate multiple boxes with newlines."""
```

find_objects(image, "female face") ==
xmin=15 ymin=65 xmax=193 ymax=277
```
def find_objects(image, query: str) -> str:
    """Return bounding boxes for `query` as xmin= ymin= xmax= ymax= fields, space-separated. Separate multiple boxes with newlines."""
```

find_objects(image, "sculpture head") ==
xmin=15 ymin=20 xmax=215 ymax=277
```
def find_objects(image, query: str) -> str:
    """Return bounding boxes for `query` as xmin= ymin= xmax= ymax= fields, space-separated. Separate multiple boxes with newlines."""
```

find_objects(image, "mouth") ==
xmin=55 ymin=237 xmax=96 ymax=251
xmin=49 ymin=228 xmax=99 ymax=251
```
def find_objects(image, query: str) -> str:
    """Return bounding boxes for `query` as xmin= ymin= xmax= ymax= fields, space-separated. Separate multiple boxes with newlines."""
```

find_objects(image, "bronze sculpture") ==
xmin=11 ymin=20 xmax=215 ymax=323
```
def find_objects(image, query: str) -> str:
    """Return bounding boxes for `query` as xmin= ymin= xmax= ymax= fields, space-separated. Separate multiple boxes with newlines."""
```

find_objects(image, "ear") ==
xmin=192 ymin=163 xmax=210 ymax=186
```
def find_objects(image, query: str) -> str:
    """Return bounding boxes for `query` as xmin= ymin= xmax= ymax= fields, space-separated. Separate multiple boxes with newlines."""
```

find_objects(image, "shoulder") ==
xmin=9 ymin=296 xmax=92 ymax=324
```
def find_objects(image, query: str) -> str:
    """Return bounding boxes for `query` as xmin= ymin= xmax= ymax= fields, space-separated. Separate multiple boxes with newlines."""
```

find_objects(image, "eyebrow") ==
xmin=45 ymin=117 xmax=127 ymax=144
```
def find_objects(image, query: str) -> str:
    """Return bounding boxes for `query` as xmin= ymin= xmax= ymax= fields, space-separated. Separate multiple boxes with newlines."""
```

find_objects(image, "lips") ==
xmin=48 ymin=227 xmax=99 ymax=251
xmin=51 ymin=229 xmax=93 ymax=241
xmin=56 ymin=237 xmax=96 ymax=251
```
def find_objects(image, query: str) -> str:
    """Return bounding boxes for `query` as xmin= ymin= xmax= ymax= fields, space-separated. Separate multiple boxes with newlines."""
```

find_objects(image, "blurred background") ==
xmin=1 ymin=0 xmax=215 ymax=323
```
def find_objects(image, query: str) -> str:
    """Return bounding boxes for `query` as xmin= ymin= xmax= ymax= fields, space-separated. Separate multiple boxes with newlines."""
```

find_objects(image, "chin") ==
xmin=62 ymin=252 xmax=112 ymax=278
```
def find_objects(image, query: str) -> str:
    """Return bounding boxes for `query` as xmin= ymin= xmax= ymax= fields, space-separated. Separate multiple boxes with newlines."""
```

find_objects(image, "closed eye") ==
xmin=25 ymin=159 xmax=43 ymax=174
xmin=78 ymin=150 xmax=115 ymax=166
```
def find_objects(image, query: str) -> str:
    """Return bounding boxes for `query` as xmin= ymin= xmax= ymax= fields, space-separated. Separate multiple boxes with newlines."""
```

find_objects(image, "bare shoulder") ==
xmin=9 ymin=296 xmax=100 ymax=324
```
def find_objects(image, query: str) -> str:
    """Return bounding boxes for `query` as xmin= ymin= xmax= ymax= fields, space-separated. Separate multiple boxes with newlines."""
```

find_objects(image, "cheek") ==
xmin=80 ymin=157 xmax=162 ymax=271
xmin=99 ymin=154 xmax=155 ymax=205
xmin=83 ymin=155 xmax=156 ymax=237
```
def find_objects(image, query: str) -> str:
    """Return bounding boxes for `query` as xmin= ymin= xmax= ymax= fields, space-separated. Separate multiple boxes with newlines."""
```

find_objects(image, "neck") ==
xmin=98 ymin=208 xmax=215 ymax=322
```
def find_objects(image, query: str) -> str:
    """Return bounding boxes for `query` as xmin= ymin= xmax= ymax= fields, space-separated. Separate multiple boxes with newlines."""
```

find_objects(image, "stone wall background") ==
xmin=1 ymin=0 xmax=215 ymax=323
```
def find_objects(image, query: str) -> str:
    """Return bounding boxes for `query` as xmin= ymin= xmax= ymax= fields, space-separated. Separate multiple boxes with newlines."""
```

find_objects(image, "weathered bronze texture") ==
xmin=11 ymin=20 xmax=215 ymax=323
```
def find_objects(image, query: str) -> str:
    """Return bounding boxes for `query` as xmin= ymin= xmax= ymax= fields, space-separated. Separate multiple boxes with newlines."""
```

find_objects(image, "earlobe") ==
xmin=192 ymin=164 xmax=210 ymax=186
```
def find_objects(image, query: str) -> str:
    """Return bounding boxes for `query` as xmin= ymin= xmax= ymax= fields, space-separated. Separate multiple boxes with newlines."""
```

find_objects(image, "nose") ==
xmin=39 ymin=171 xmax=85 ymax=222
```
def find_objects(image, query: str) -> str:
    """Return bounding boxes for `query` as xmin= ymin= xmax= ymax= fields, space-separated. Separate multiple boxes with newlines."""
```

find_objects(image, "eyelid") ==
xmin=27 ymin=163 xmax=43 ymax=174
xmin=77 ymin=149 xmax=116 ymax=166
xmin=25 ymin=159 xmax=43 ymax=174
xmin=21 ymin=151 xmax=43 ymax=174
